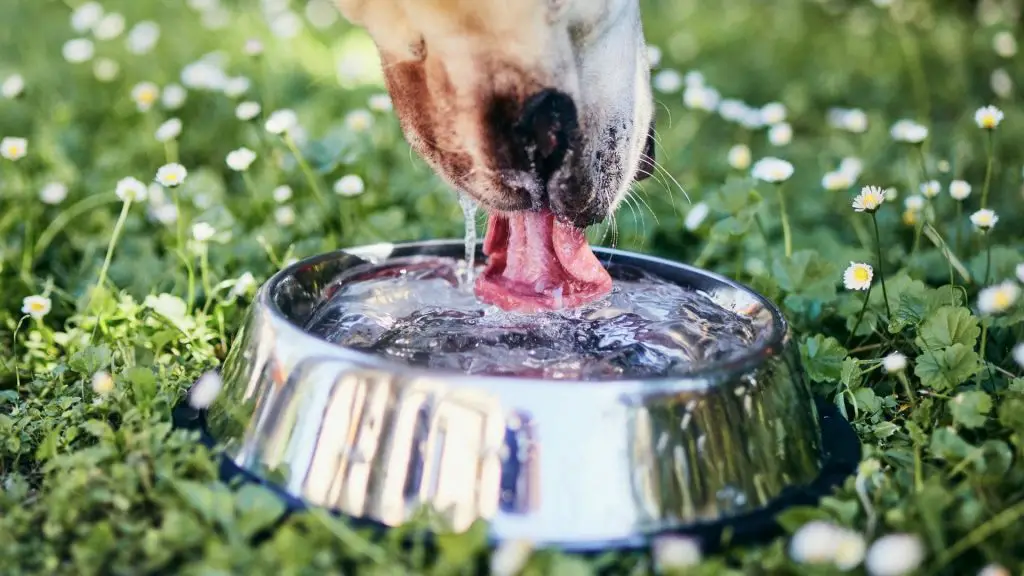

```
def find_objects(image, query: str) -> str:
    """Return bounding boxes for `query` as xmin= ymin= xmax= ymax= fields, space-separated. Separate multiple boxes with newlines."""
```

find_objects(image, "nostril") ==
xmin=515 ymin=89 xmax=579 ymax=179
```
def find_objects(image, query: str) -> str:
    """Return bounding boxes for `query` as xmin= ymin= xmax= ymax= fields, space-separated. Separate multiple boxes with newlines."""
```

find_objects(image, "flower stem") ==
xmin=984 ymin=233 xmax=992 ymax=286
xmin=981 ymin=130 xmax=994 ymax=209
xmin=164 ymin=139 xmax=179 ymax=164
xmin=897 ymin=372 xmax=917 ymax=408
xmin=846 ymin=284 xmax=873 ymax=346
xmin=283 ymin=134 xmax=327 ymax=208
xmin=955 ymin=201 xmax=963 ymax=256
xmin=94 ymin=200 xmax=132 ymax=297
xmin=34 ymin=194 xmax=122 ymax=258
xmin=776 ymin=184 xmax=792 ymax=258
xmin=871 ymin=213 xmax=891 ymax=318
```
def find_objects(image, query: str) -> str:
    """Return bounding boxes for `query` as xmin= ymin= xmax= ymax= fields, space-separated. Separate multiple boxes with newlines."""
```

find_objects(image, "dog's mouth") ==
xmin=475 ymin=210 xmax=612 ymax=312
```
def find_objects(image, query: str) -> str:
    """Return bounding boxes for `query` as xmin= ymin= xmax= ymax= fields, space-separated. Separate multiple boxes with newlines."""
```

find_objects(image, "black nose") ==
xmin=514 ymin=89 xmax=579 ymax=183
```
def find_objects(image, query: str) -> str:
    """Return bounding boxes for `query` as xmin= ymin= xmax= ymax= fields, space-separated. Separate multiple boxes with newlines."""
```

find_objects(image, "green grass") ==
xmin=2 ymin=0 xmax=1024 ymax=574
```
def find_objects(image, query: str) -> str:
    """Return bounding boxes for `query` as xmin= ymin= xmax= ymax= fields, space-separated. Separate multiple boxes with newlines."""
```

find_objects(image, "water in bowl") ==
xmin=304 ymin=256 xmax=762 ymax=380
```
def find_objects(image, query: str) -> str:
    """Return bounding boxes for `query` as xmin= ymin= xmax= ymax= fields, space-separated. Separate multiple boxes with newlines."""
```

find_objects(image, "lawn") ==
xmin=2 ymin=0 xmax=1024 ymax=574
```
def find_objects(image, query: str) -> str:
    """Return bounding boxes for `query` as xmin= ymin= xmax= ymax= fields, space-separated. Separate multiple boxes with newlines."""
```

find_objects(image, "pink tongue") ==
xmin=474 ymin=210 xmax=612 ymax=312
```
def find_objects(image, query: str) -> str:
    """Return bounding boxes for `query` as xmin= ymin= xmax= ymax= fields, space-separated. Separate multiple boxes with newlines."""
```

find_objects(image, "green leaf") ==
xmin=772 ymin=251 xmax=839 ymax=303
xmin=234 ymin=484 xmax=286 ymax=540
xmin=800 ymin=335 xmax=847 ymax=383
xmin=68 ymin=345 xmax=112 ymax=375
xmin=853 ymin=388 xmax=882 ymax=415
xmin=707 ymin=176 xmax=762 ymax=215
xmin=915 ymin=306 xmax=981 ymax=351
xmin=173 ymin=480 xmax=235 ymax=531
xmin=914 ymin=345 xmax=983 ymax=391
xmin=840 ymin=358 xmax=862 ymax=389
xmin=122 ymin=366 xmax=157 ymax=401
xmin=929 ymin=427 xmax=974 ymax=461
xmin=873 ymin=421 xmax=899 ymax=439
xmin=949 ymin=391 xmax=992 ymax=429
xmin=776 ymin=507 xmax=831 ymax=532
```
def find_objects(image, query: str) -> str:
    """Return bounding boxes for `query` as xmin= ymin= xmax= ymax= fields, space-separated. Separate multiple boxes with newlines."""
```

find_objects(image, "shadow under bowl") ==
xmin=177 ymin=240 xmax=859 ymax=552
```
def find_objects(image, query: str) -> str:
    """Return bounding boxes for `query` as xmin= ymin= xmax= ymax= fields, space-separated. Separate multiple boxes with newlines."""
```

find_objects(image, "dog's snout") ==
xmin=515 ymin=89 xmax=579 ymax=179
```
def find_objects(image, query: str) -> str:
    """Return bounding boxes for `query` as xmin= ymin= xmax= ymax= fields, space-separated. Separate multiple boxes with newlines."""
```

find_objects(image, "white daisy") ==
xmin=21 ymin=295 xmax=52 ymax=320
xmin=334 ymin=174 xmax=365 ymax=197
xmin=843 ymin=262 xmax=873 ymax=291
xmin=265 ymin=109 xmax=298 ymax=135
xmin=149 ymin=204 xmax=179 ymax=226
xmin=1017 ymin=262 xmax=1024 ymax=283
xmin=1 ymin=137 xmax=27 ymax=161
xmin=727 ymin=144 xmax=752 ymax=170
xmin=653 ymin=69 xmax=683 ymax=94
xmin=853 ymin=185 xmax=886 ymax=213
xmin=39 ymin=182 xmax=69 ymax=205
xmin=751 ymin=157 xmax=794 ymax=183
xmin=890 ymin=119 xmax=928 ymax=143
xmin=115 ymin=177 xmax=148 ymax=202
xmin=226 ymin=147 xmax=257 ymax=171
xmin=718 ymin=99 xmax=749 ymax=124
xmin=126 ymin=21 xmax=161 ymax=55
xmin=274 ymin=205 xmax=296 ymax=226
xmin=864 ymin=534 xmax=924 ymax=576
xmin=223 ymin=76 xmax=251 ymax=98
xmin=191 ymin=222 xmax=216 ymax=243
xmin=975 ymin=105 xmax=1004 ymax=130
xmin=839 ymin=157 xmax=864 ymax=179
xmin=904 ymin=195 xmax=925 ymax=212
xmin=979 ymin=564 xmax=1011 ymax=576
xmin=684 ymin=70 xmax=705 ymax=87
xmin=2 ymin=74 xmax=24 ymax=99
xmin=155 ymin=118 xmax=182 ymax=142
xmin=93 ymin=12 xmax=125 ymax=40
xmin=789 ymin=521 xmax=841 ymax=564
xmin=131 ymin=82 xmax=161 ymax=112
xmin=684 ymin=202 xmax=710 ymax=231
xmin=768 ymin=122 xmax=793 ymax=146
xmin=883 ymin=352 xmax=907 ymax=373
xmin=230 ymin=272 xmax=258 ymax=298
xmin=651 ymin=535 xmax=702 ymax=572
xmin=970 ymin=208 xmax=998 ymax=231
xmin=919 ymin=180 xmax=941 ymax=198
xmin=834 ymin=530 xmax=868 ymax=571
xmin=368 ymin=93 xmax=393 ymax=112
xmin=243 ymin=39 xmax=265 ymax=57
xmin=683 ymin=84 xmax=720 ymax=112
xmin=1013 ymin=343 xmax=1024 ymax=369
xmin=235 ymin=101 xmax=261 ymax=121
xmin=883 ymin=187 xmax=898 ymax=202
xmin=345 ymin=109 xmax=374 ymax=132
xmin=62 ymin=38 xmax=95 ymax=63
xmin=841 ymin=108 xmax=869 ymax=133
xmin=977 ymin=281 xmax=1020 ymax=315
xmin=92 ymin=58 xmax=120 ymax=82
xmin=180 ymin=59 xmax=227 ymax=91
xmin=188 ymin=371 xmax=223 ymax=409
xmin=760 ymin=102 xmax=787 ymax=125
xmin=645 ymin=44 xmax=662 ymax=68
xmin=155 ymin=163 xmax=188 ymax=188
xmin=270 ymin=11 xmax=303 ymax=39
xmin=91 ymin=371 xmax=114 ymax=395
xmin=162 ymin=84 xmax=188 ymax=110
xmin=993 ymin=31 xmax=1017 ymax=57
xmin=273 ymin=185 xmax=293 ymax=203
xmin=943 ymin=180 xmax=970 ymax=201
xmin=822 ymin=171 xmax=853 ymax=191
xmin=490 ymin=539 xmax=533 ymax=576
xmin=991 ymin=69 xmax=1013 ymax=99
xmin=71 ymin=2 xmax=104 ymax=33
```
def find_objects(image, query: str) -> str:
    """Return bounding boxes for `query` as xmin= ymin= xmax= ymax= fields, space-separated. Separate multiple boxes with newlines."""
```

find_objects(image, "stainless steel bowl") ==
xmin=186 ymin=240 xmax=858 ymax=551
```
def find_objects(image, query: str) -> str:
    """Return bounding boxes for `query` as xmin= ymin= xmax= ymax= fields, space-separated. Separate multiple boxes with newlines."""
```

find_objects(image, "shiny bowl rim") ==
xmin=262 ymin=239 xmax=789 ymax=388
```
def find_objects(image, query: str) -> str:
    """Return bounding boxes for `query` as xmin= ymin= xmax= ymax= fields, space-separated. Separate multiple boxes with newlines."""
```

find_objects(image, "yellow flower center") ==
xmin=6 ymin=144 xmax=19 ymax=155
xmin=166 ymin=173 xmax=179 ymax=183
xmin=29 ymin=302 xmax=45 ymax=312
xmin=138 ymin=90 xmax=157 ymax=104
xmin=994 ymin=291 xmax=1010 ymax=309
xmin=902 ymin=210 xmax=917 ymax=226
xmin=853 ymin=268 xmax=870 ymax=283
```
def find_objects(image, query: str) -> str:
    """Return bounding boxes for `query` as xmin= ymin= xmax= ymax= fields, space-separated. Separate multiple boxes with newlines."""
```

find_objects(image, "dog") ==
xmin=334 ymin=0 xmax=654 ymax=227
xmin=334 ymin=0 xmax=655 ymax=311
